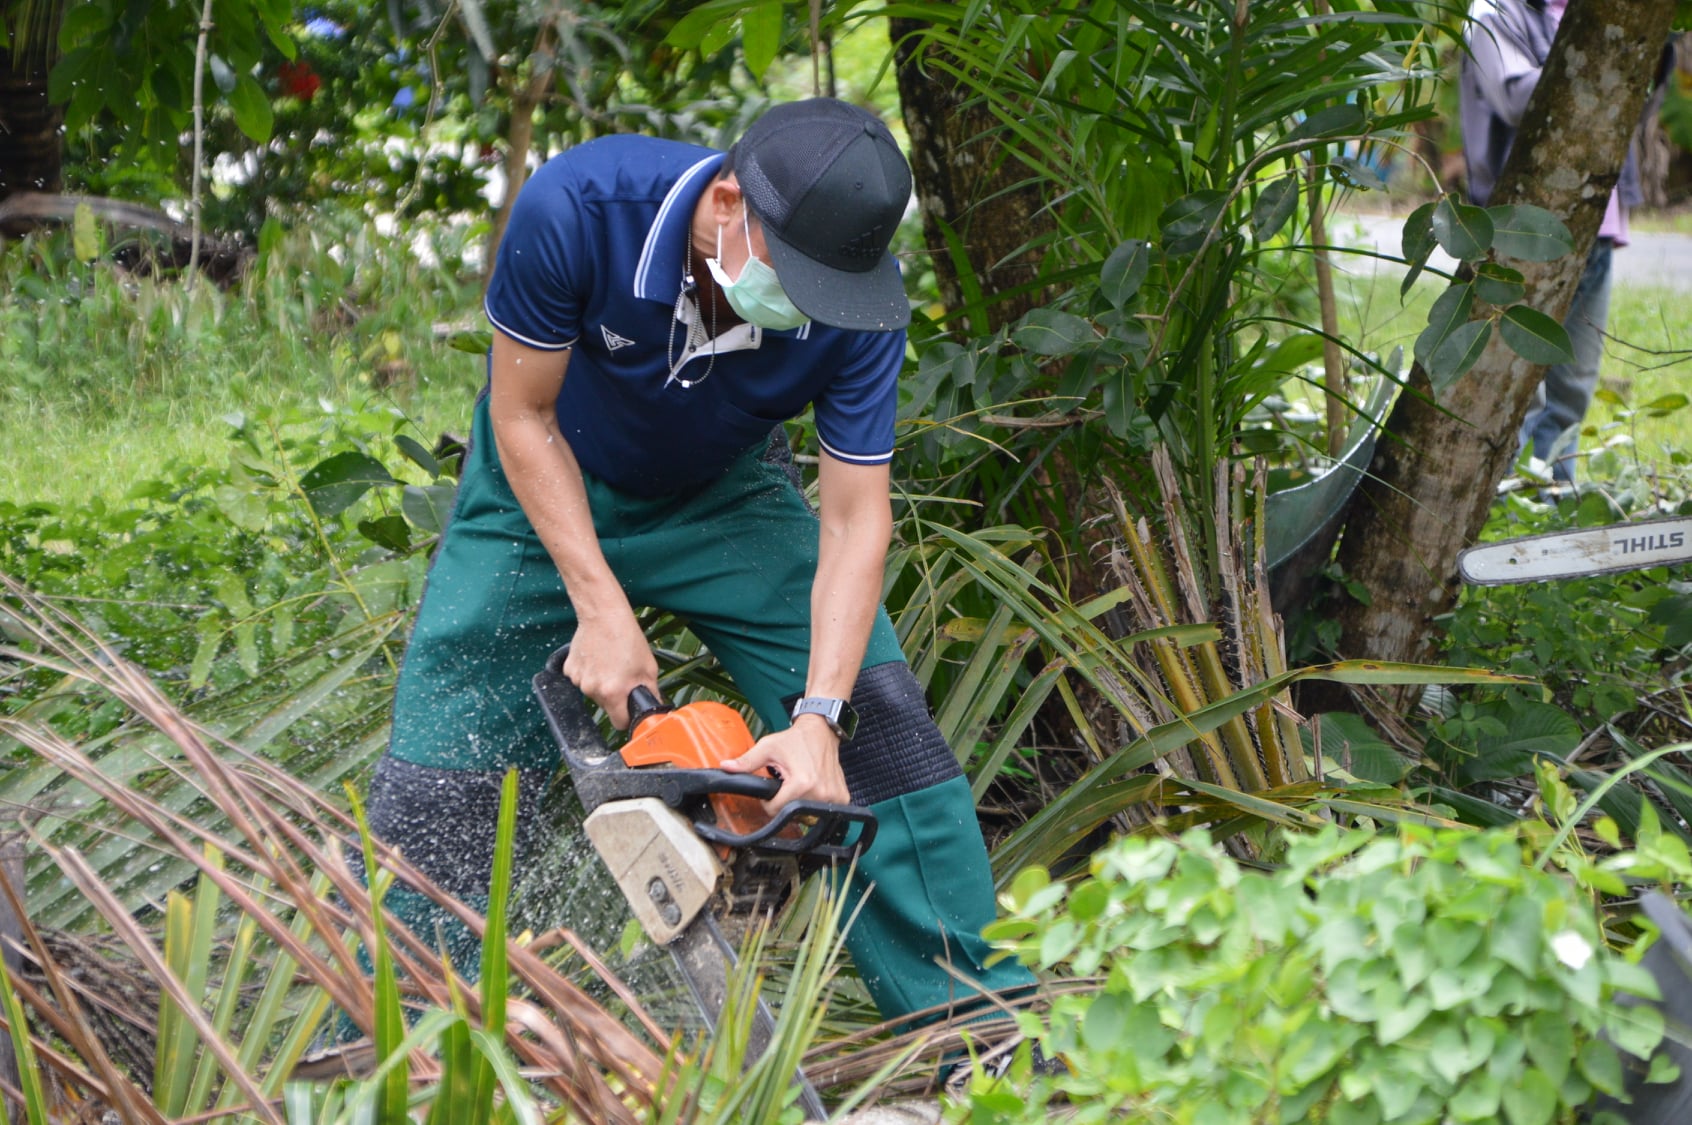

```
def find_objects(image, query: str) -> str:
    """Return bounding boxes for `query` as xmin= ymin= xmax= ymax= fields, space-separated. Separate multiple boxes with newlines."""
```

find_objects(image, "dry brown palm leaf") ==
xmin=0 ymin=575 xmax=669 ymax=1120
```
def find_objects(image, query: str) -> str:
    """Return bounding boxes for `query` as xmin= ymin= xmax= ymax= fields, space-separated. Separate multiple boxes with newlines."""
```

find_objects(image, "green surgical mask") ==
xmin=705 ymin=211 xmax=811 ymax=331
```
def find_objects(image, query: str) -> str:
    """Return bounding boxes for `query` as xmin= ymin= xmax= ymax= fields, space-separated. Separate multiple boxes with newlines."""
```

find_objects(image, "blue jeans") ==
xmin=1519 ymin=239 xmax=1614 ymax=484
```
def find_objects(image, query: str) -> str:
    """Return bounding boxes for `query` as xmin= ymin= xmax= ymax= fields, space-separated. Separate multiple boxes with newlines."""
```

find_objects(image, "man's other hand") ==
xmin=721 ymin=717 xmax=849 ymax=812
xmin=563 ymin=613 xmax=658 ymax=730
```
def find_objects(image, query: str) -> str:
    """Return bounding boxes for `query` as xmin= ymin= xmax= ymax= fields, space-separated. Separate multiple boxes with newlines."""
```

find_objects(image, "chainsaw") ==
xmin=530 ymin=645 xmax=876 ymax=1116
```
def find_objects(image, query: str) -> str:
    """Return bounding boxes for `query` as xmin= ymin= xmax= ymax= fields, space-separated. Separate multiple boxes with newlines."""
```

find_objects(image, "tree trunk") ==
xmin=482 ymin=19 xmax=557 ymax=292
xmin=888 ymin=17 xmax=1053 ymax=335
xmin=0 ymin=47 xmax=63 ymax=201
xmin=1328 ymin=0 xmax=1678 ymax=703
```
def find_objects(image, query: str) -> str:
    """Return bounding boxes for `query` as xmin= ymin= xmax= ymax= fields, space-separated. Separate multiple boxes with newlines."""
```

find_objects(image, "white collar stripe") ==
xmin=633 ymin=155 xmax=720 ymax=300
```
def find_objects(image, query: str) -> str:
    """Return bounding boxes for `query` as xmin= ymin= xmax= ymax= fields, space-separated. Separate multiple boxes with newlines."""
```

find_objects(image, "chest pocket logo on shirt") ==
xmin=601 ymin=325 xmax=636 ymax=352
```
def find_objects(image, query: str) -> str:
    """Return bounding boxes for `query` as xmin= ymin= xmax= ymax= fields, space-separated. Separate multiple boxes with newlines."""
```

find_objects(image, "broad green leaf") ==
xmin=1401 ymin=200 xmax=1438 ymax=296
xmin=1414 ymin=283 xmax=1475 ymax=366
xmin=1432 ymin=196 xmax=1494 ymax=261
xmin=1452 ymin=1070 xmax=1502 ymax=1120
xmin=1101 ymin=239 xmax=1152 ymax=307
xmin=358 ymin=515 xmax=412 ymax=552
xmin=1013 ymin=308 xmax=1094 ymax=356
xmin=395 ymin=434 xmax=441 ymax=477
xmin=228 ymin=73 xmax=274 ymax=144
xmin=57 ymin=3 xmax=107 ymax=48
xmin=1428 ymin=319 xmax=1492 ymax=393
xmin=189 ymin=626 xmax=221 ymax=690
xmin=700 ymin=13 xmax=737 ymax=57
xmin=740 ymin=1 xmax=783 ymax=79
xmin=1605 ymin=1000 xmax=1664 ymax=1061
xmin=1256 ymin=333 xmax=1325 ymax=377
xmin=1287 ymin=102 xmax=1365 ymax=142
xmin=1103 ymin=369 xmax=1135 ymax=437
xmin=1500 ymin=305 xmax=1575 ymax=365
xmin=1159 ymin=191 xmax=1227 ymax=255
xmin=1523 ymin=1011 xmax=1574 ymax=1087
xmin=1487 ymin=204 xmax=1574 ymax=262
xmin=665 ymin=1 xmax=734 ymax=48
xmin=1487 ymin=896 xmax=1542 ymax=976
xmin=299 ymin=451 xmax=396 ymax=519
xmin=1474 ymin=262 xmax=1526 ymax=305
xmin=447 ymin=329 xmax=493 ymax=354
xmin=1500 ymin=1067 xmax=1557 ymax=1125
xmin=1642 ymin=392 xmax=1690 ymax=414
xmin=1251 ymin=176 xmax=1298 ymax=242
xmin=47 ymin=46 xmax=92 ymax=108
xmin=1375 ymin=991 xmax=1431 ymax=1045
xmin=403 ymin=483 xmax=456 ymax=536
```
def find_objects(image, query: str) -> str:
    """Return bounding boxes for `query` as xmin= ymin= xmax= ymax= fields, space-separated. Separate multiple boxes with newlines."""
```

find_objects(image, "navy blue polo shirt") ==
xmin=483 ymin=134 xmax=906 ymax=498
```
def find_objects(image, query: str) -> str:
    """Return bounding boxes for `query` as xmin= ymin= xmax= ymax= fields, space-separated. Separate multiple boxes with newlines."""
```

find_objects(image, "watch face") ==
xmin=793 ymin=696 xmax=856 ymax=739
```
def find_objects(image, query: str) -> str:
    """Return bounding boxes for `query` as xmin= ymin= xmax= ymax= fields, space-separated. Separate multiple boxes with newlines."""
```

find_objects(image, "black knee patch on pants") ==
xmin=366 ymin=756 xmax=551 ymax=897
xmin=828 ymin=661 xmax=961 ymax=806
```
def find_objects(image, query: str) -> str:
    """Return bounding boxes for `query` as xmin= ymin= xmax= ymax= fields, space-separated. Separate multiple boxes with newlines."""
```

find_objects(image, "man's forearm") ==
xmin=807 ymin=459 xmax=895 ymax=703
xmin=490 ymin=409 xmax=626 ymax=618
xmin=808 ymin=529 xmax=886 ymax=700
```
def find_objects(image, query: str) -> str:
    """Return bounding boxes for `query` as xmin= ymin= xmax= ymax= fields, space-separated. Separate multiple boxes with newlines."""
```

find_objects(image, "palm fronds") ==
xmin=0 ymin=573 xmax=666 ymax=1121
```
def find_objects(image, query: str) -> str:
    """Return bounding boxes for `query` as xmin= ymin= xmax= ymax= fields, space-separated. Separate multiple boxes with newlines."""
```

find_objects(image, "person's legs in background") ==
xmin=1519 ymin=238 xmax=1614 ymax=485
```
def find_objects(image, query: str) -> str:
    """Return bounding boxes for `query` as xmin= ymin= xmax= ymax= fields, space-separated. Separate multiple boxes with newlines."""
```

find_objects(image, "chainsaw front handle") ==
xmin=694 ymin=799 xmax=877 ymax=865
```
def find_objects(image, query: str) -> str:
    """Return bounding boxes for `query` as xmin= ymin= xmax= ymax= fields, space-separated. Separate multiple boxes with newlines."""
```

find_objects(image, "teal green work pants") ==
xmin=372 ymin=393 xmax=1034 ymax=1021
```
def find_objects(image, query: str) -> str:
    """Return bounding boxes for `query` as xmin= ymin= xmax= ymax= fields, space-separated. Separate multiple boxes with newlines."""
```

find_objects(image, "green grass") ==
xmin=1627 ymin=207 xmax=1692 ymax=237
xmin=1 ymin=222 xmax=488 ymax=511
xmin=1325 ymin=263 xmax=1692 ymax=470
xmin=7 ymin=219 xmax=1687 ymax=512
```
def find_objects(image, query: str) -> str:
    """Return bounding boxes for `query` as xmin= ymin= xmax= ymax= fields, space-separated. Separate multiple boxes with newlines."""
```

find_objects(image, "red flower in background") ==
xmin=278 ymin=60 xmax=321 ymax=102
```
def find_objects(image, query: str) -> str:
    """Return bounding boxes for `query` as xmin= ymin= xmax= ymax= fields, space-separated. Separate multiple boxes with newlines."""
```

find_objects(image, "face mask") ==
xmin=705 ymin=210 xmax=810 ymax=331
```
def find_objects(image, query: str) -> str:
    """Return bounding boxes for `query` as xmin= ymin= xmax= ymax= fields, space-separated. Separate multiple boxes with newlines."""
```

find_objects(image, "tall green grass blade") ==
xmin=473 ymin=769 xmax=519 ymax=1119
xmin=970 ymin=658 xmax=1066 ymax=800
xmin=237 ymin=872 xmax=339 ymax=1105
xmin=349 ymin=787 xmax=409 ymax=1125
xmin=425 ymin=1012 xmax=475 ymax=1125
xmin=157 ymin=847 xmax=223 ymax=1116
xmin=0 ymin=959 xmax=49 ymax=1125
xmin=186 ymin=905 xmax=260 ymax=1112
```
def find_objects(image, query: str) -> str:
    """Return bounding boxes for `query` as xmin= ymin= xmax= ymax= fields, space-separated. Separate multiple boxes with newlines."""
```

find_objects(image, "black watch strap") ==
xmin=790 ymin=696 xmax=859 ymax=741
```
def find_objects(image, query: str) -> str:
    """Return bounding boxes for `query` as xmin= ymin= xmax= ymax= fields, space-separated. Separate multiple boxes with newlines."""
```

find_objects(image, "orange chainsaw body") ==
xmin=619 ymin=701 xmax=770 ymax=839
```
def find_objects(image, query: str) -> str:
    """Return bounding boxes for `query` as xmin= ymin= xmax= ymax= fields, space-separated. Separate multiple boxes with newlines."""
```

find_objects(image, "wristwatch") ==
xmin=790 ymin=696 xmax=859 ymax=741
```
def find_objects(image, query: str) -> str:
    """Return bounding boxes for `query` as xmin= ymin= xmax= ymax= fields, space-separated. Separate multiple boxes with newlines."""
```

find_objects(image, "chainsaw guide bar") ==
xmin=1458 ymin=515 xmax=1692 ymax=585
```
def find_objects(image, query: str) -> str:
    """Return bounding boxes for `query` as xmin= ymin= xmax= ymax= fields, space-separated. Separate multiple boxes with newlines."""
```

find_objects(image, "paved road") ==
xmin=1335 ymin=211 xmax=1692 ymax=290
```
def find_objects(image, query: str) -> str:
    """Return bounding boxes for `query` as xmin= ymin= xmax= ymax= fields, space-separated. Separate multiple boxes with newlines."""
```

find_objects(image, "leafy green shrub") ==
xmin=970 ymin=824 xmax=1672 ymax=1124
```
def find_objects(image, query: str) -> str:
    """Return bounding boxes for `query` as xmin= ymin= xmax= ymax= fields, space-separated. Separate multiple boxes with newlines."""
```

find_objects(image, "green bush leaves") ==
xmin=981 ymin=825 xmax=1670 ymax=1123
